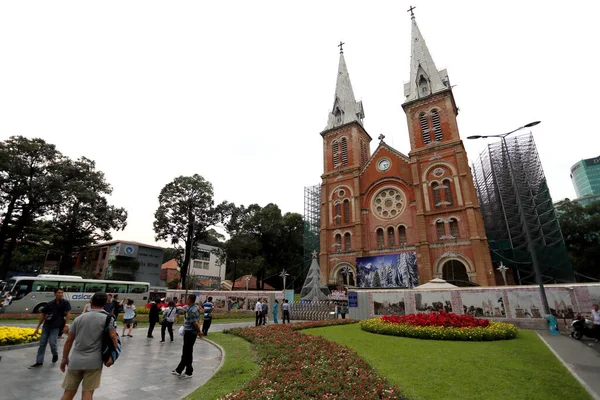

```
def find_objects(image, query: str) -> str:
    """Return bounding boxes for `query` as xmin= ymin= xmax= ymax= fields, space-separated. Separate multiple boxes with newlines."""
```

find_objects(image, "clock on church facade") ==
xmin=319 ymin=15 xmax=495 ymax=289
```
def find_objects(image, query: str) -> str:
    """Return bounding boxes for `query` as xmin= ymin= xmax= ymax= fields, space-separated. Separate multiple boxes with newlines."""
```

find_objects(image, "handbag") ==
xmin=101 ymin=313 xmax=121 ymax=366
xmin=178 ymin=326 xmax=185 ymax=336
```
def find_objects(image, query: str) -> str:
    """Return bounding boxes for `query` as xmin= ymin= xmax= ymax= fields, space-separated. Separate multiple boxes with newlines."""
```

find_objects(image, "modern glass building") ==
xmin=570 ymin=156 xmax=600 ymax=197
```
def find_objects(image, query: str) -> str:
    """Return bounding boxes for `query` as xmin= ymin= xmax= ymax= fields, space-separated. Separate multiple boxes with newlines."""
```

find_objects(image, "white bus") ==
xmin=1 ymin=275 xmax=150 ymax=314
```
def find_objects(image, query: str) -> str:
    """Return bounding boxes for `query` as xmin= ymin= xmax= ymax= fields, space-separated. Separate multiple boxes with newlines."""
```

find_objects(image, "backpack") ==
xmin=101 ymin=313 xmax=121 ymax=365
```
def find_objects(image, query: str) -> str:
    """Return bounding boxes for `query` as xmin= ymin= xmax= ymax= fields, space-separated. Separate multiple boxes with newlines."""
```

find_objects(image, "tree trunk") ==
xmin=0 ymin=196 xmax=17 ymax=278
xmin=181 ymin=211 xmax=195 ymax=289
xmin=0 ymin=206 xmax=30 ymax=278
xmin=231 ymin=259 xmax=237 ymax=290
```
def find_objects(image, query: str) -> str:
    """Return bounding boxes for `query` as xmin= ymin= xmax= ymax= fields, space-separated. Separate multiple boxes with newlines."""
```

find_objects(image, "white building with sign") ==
xmin=189 ymin=243 xmax=225 ymax=288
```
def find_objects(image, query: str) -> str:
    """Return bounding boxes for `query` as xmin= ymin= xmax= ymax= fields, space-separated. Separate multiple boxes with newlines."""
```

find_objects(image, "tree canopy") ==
xmin=153 ymin=174 xmax=225 ymax=288
xmin=0 ymin=136 xmax=127 ymax=278
xmin=556 ymin=199 xmax=600 ymax=280
xmin=220 ymin=203 xmax=304 ymax=291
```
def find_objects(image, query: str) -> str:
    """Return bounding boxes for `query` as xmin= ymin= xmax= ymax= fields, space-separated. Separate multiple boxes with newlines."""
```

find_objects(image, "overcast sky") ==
xmin=1 ymin=1 xmax=598 ymax=247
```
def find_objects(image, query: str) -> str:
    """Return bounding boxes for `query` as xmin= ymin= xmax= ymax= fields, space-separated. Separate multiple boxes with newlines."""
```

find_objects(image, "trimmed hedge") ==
xmin=360 ymin=318 xmax=518 ymax=341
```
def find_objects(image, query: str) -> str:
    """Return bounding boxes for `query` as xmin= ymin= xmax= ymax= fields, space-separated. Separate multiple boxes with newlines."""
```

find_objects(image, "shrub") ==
xmin=0 ymin=326 xmax=41 ymax=346
xmin=222 ymin=320 xmax=406 ymax=399
xmin=360 ymin=316 xmax=518 ymax=341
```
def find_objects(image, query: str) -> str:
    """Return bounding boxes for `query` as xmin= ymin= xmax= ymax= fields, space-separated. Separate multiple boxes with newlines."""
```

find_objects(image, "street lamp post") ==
xmin=279 ymin=269 xmax=290 ymax=292
xmin=467 ymin=121 xmax=551 ymax=315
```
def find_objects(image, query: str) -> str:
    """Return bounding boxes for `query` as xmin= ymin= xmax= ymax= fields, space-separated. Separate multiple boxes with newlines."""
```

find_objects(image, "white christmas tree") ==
xmin=300 ymin=250 xmax=330 ymax=301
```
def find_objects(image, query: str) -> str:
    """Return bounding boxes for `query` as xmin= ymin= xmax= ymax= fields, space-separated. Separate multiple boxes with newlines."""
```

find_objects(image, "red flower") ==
xmin=381 ymin=311 xmax=490 ymax=328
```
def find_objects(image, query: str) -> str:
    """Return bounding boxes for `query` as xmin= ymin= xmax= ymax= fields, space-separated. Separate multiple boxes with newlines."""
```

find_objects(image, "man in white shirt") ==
xmin=592 ymin=304 xmax=600 ymax=342
xmin=255 ymin=299 xmax=262 ymax=326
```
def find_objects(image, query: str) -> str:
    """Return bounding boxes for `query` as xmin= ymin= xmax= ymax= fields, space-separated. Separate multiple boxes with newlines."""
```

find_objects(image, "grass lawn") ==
xmin=305 ymin=324 xmax=592 ymax=400
xmin=184 ymin=332 xmax=258 ymax=400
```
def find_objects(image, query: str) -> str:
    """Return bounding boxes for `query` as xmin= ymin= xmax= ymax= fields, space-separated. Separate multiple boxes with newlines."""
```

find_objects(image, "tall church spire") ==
xmin=325 ymin=44 xmax=365 ymax=131
xmin=403 ymin=14 xmax=451 ymax=104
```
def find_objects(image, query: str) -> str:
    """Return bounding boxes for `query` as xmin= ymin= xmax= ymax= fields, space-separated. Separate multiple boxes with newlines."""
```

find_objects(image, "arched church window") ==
xmin=376 ymin=228 xmax=384 ymax=248
xmin=387 ymin=227 xmax=396 ymax=247
xmin=431 ymin=109 xmax=443 ymax=141
xmin=343 ymin=199 xmax=350 ymax=223
xmin=419 ymin=113 xmax=431 ymax=145
xmin=431 ymin=182 xmax=442 ymax=208
xmin=436 ymin=220 xmax=445 ymax=240
xmin=334 ymin=202 xmax=341 ymax=226
xmin=398 ymin=226 xmax=407 ymax=244
xmin=443 ymin=179 xmax=454 ymax=206
xmin=449 ymin=218 xmax=459 ymax=238
xmin=344 ymin=233 xmax=351 ymax=251
xmin=335 ymin=234 xmax=342 ymax=252
xmin=332 ymin=141 xmax=339 ymax=168
xmin=341 ymin=138 xmax=348 ymax=166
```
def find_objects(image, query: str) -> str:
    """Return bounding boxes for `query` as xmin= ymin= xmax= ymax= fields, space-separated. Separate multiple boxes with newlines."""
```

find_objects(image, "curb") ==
xmin=178 ymin=336 xmax=226 ymax=400
xmin=0 ymin=341 xmax=39 ymax=353
xmin=537 ymin=332 xmax=600 ymax=400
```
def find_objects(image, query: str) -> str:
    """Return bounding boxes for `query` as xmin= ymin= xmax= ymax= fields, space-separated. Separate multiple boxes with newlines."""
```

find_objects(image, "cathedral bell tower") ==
xmin=402 ymin=11 xmax=495 ymax=286
xmin=319 ymin=43 xmax=371 ymax=286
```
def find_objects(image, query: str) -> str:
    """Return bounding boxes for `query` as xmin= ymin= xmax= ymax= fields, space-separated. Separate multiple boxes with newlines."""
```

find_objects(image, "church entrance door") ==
xmin=442 ymin=260 xmax=470 ymax=286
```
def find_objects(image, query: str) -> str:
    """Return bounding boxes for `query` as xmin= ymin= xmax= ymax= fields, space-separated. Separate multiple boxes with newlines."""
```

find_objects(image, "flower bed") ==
xmin=222 ymin=320 xmax=406 ymax=400
xmin=0 ymin=326 xmax=41 ymax=346
xmin=361 ymin=312 xmax=518 ymax=341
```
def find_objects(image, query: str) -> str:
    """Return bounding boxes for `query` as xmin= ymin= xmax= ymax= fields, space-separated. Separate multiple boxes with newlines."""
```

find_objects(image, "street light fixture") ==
xmin=467 ymin=121 xmax=551 ymax=315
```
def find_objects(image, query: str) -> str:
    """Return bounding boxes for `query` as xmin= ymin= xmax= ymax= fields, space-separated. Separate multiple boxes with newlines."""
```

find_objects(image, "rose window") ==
xmin=371 ymin=187 xmax=406 ymax=219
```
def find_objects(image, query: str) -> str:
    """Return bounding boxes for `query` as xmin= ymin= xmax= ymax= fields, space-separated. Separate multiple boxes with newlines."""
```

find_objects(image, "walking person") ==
xmin=121 ymin=299 xmax=135 ymax=338
xmin=172 ymin=294 xmax=202 ymax=379
xmin=282 ymin=299 xmax=291 ymax=324
xmin=255 ymin=299 xmax=262 ymax=327
xmin=59 ymin=292 xmax=118 ymax=400
xmin=30 ymin=288 xmax=72 ymax=368
xmin=147 ymin=301 xmax=160 ymax=338
xmin=202 ymin=297 xmax=215 ymax=336
xmin=261 ymin=299 xmax=268 ymax=325
xmin=111 ymin=294 xmax=123 ymax=321
xmin=160 ymin=301 xmax=177 ymax=343
xmin=273 ymin=300 xmax=279 ymax=324
xmin=340 ymin=302 xmax=348 ymax=319
xmin=103 ymin=294 xmax=114 ymax=313
xmin=82 ymin=299 xmax=92 ymax=314
xmin=592 ymin=304 xmax=600 ymax=342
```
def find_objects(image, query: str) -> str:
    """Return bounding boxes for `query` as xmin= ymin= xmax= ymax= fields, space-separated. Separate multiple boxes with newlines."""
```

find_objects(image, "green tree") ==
xmin=48 ymin=157 xmax=127 ymax=274
xmin=556 ymin=199 xmax=600 ymax=280
xmin=221 ymin=203 xmax=304 ymax=290
xmin=153 ymin=175 xmax=222 ymax=288
xmin=373 ymin=270 xmax=382 ymax=287
xmin=163 ymin=247 xmax=181 ymax=263
xmin=0 ymin=136 xmax=66 ymax=278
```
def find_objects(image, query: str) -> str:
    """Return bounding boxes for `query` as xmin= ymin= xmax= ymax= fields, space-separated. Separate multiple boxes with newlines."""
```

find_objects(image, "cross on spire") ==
xmin=338 ymin=41 xmax=345 ymax=54
xmin=378 ymin=133 xmax=386 ymax=142
xmin=407 ymin=5 xmax=416 ymax=18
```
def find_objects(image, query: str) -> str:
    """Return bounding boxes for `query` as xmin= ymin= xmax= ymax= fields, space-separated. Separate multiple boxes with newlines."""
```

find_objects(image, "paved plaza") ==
xmin=0 ymin=322 xmax=253 ymax=400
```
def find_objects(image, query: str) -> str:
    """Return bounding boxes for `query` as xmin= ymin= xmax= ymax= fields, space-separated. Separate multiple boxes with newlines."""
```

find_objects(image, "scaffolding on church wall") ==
xmin=303 ymin=185 xmax=321 ymax=275
xmin=472 ymin=133 xmax=574 ymax=283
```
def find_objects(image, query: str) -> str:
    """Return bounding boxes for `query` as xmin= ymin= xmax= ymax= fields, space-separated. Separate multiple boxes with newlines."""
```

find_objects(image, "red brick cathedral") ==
xmin=319 ymin=14 xmax=495 ymax=288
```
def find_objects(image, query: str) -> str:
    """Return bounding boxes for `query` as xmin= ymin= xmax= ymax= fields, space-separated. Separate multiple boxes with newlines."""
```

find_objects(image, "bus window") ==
xmin=84 ymin=283 xmax=107 ymax=293
xmin=15 ymin=280 xmax=33 ymax=299
xmin=32 ymin=280 xmax=59 ymax=292
xmin=60 ymin=282 xmax=85 ymax=293
xmin=106 ymin=283 xmax=128 ymax=294
xmin=128 ymin=284 xmax=148 ymax=294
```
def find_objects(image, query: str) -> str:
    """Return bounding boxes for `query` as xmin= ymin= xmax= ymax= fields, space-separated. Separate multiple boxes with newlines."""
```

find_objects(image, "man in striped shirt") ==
xmin=172 ymin=294 xmax=202 ymax=379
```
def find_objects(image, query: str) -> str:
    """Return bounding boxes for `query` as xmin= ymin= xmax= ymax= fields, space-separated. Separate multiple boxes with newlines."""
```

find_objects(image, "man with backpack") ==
xmin=59 ymin=292 xmax=118 ymax=400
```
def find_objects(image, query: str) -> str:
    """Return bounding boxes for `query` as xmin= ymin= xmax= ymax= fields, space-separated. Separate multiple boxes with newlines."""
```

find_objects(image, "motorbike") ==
xmin=570 ymin=314 xmax=598 ymax=340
